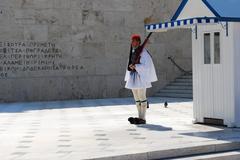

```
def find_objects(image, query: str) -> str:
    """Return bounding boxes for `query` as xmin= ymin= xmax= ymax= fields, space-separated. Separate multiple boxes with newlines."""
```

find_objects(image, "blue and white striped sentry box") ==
xmin=145 ymin=17 xmax=219 ymax=32
xmin=144 ymin=0 xmax=240 ymax=127
xmin=145 ymin=0 xmax=240 ymax=33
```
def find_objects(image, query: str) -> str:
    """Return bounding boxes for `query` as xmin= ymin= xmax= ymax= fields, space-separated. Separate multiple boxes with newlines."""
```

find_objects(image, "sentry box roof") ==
xmin=146 ymin=0 xmax=240 ymax=32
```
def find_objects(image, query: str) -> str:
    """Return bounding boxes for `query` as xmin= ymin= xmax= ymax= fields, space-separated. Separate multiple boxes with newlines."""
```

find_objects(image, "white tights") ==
xmin=132 ymin=89 xmax=147 ymax=120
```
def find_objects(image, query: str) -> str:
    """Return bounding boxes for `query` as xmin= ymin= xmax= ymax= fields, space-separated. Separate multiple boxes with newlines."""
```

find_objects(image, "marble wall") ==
xmin=0 ymin=0 xmax=192 ymax=102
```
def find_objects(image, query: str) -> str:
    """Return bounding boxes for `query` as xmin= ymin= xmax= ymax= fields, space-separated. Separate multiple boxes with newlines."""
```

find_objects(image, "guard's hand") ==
xmin=129 ymin=64 xmax=136 ymax=70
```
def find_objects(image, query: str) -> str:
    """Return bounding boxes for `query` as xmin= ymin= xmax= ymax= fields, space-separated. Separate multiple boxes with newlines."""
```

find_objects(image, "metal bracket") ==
xmin=191 ymin=24 xmax=198 ymax=39
xmin=220 ymin=21 xmax=229 ymax=37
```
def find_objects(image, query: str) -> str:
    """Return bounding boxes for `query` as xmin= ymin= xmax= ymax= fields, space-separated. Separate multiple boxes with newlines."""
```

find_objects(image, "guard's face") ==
xmin=131 ymin=39 xmax=140 ymax=49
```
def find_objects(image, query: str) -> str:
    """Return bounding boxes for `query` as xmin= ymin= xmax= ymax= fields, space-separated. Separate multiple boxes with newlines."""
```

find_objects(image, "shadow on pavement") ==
xmin=137 ymin=123 xmax=172 ymax=131
xmin=179 ymin=126 xmax=240 ymax=142
xmin=0 ymin=97 xmax=192 ymax=113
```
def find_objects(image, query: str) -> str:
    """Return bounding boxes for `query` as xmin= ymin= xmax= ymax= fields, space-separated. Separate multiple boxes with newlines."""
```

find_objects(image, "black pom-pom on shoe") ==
xmin=128 ymin=117 xmax=135 ymax=124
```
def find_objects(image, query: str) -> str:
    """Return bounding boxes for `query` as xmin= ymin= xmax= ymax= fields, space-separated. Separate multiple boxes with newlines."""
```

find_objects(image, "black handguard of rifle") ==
xmin=127 ymin=46 xmax=133 ymax=71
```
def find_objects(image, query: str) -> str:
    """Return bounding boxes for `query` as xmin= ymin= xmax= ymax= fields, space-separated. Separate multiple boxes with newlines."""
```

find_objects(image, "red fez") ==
xmin=131 ymin=34 xmax=141 ymax=41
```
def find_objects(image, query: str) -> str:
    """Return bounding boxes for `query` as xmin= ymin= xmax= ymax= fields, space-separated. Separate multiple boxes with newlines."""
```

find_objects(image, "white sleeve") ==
xmin=135 ymin=49 xmax=158 ymax=82
xmin=135 ymin=50 xmax=151 ymax=77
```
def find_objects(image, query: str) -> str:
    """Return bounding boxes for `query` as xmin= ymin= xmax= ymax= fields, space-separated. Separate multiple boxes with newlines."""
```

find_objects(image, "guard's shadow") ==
xmin=137 ymin=123 xmax=172 ymax=131
xmin=179 ymin=126 xmax=240 ymax=142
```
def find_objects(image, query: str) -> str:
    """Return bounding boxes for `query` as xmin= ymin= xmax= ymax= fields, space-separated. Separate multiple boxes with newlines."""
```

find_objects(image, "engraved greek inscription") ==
xmin=0 ymin=41 xmax=80 ymax=78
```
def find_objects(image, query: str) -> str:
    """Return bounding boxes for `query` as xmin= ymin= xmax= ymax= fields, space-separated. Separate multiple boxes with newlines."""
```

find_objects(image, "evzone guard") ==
xmin=124 ymin=33 xmax=158 ymax=124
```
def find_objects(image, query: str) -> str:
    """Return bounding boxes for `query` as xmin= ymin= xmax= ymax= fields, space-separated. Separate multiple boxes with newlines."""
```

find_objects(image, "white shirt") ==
xmin=124 ymin=48 xmax=158 ymax=89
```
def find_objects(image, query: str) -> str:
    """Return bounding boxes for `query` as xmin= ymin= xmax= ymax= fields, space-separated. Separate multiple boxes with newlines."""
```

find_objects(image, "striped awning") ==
xmin=145 ymin=17 xmax=220 ymax=32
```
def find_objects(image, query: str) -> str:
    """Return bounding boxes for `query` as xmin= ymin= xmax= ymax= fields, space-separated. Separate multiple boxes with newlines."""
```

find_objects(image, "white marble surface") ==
xmin=0 ymin=97 xmax=240 ymax=160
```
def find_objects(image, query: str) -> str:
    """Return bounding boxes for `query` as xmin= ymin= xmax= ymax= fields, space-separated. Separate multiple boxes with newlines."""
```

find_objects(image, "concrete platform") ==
xmin=171 ymin=150 xmax=240 ymax=160
xmin=1 ymin=97 xmax=240 ymax=160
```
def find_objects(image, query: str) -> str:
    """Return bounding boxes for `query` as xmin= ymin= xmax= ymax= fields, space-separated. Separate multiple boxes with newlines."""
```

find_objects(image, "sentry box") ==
xmin=146 ymin=0 xmax=240 ymax=127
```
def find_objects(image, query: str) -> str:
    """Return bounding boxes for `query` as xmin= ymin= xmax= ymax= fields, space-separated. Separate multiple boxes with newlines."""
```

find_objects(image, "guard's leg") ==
xmin=132 ymin=89 xmax=141 ymax=118
xmin=128 ymin=89 xmax=141 ymax=124
xmin=138 ymin=89 xmax=147 ymax=123
xmin=140 ymin=100 xmax=147 ymax=121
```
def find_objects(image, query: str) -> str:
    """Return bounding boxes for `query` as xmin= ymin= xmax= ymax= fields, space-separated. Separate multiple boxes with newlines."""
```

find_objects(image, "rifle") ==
xmin=127 ymin=32 xmax=153 ymax=71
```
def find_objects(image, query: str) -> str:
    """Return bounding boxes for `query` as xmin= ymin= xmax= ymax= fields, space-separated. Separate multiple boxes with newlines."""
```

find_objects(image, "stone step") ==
xmin=171 ymin=150 xmax=240 ymax=160
xmin=180 ymin=75 xmax=193 ymax=79
xmin=94 ymin=142 xmax=240 ymax=160
xmin=165 ymin=85 xmax=193 ymax=90
xmin=176 ymin=77 xmax=193 ymax=80
xmin=175 ymin=79 xmax=193 ymax=83
xmin=171 ymin=82 xmax=193 ymax=86
xmin=155 ymin=74 xmax=193 ymax=99
xmin=155 ymin=93 xmax=193 ymax=98
xmin=147 ymin=142 xmax=240 ymax=160
xmin=159 ymin=89 xmax=193 ymax=94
